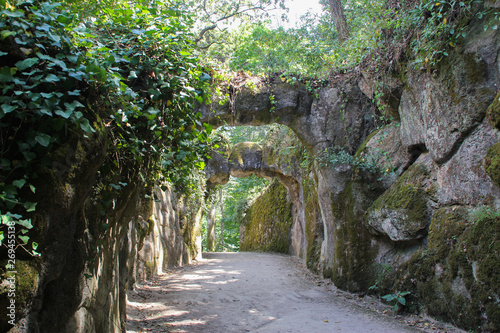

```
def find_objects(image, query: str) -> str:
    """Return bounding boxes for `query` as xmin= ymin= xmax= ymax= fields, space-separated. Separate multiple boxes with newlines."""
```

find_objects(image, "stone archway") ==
xmin=204 ymin=140 xmax=307 ymax=257
xmin=199 ymin=76 xmax=380 ymax=276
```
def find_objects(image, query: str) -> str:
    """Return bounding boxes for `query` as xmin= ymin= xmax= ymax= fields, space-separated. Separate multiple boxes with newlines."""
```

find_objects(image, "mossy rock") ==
xmin=304 ymin=183 xmax=322 ymax=272
xmin=330 ymin=181 xmax=379 ymax=292
xmin=0 ymin=260 xmax=39 ymax=330
xmin=367 ymin=164 xmax=431 ymax=241
xmin=384 ymin=206 xmax=500 ymax=331
xmin=427 ymin=206 xmax=469 ymax=258
xmin=486 ymin=90 xmax=500 ymax=130
xmin=484 ymin=142 xmax=500 ymax=188
xmin=228 ymin=142 xmax=262 ymax=166
xmin=240 ymin=180 xmax=293 ymax=253
xmin=355 ymin=128 xmax=381 ymax=157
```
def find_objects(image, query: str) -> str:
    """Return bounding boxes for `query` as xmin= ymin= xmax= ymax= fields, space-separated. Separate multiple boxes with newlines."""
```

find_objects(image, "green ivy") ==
xmin=0 ymin=0 xmax=214 ymax=255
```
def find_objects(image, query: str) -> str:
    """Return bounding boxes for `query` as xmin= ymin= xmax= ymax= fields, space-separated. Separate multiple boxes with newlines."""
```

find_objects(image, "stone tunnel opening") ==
xmin=201 ymin=123 xmax=307 ymax=256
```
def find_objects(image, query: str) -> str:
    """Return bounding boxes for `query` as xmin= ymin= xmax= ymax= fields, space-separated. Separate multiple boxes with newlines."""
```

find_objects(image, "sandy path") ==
xmin=126 ymin=252 xmax=458 ymax=333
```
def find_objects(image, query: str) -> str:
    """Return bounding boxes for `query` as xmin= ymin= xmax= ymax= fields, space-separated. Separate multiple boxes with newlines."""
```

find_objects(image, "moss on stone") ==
xmin=304 ymin=182 xmax=322 ymax=272
xmin=330 ymin=181 xmax=379 ymax=292
xmin=15 ymin=261 xmax=39 ymax=311
xmin=371 ymin=164 xmax=427 ymax=212
xmin=355 ymin=128 xmax=381 ymax=157
xmin=240 ymin=180 xmax=293 ymax=253
xmin=228 ymin=142 xmax=262 ymax=166
xmin=484 ymin=142 xmax=500 ymax=188
xmin=368 ymin=164 xmax=431 ymax=237
xmin=487 ymin=91 xmax=500 ymax=130
xmin=0 ymin=259 xmax=39 ymax=330
xmin=384 ymin=206 xmax=500 ymax=331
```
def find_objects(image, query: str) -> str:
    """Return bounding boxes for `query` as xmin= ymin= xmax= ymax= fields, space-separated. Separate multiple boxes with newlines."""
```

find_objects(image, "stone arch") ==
xmin=205 ymin=140 xmax=306 ymax=257
xmin=200 ymin=76 xmax=378 ymax=267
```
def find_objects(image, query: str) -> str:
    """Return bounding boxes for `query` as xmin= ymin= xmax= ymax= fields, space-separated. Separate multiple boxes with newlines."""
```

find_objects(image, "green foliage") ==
xmin=221 ymin=175 xmax=269 ymax=251
xmin=202 ymin=175 xmax=269 ymax=252
xmin=409 ymin=0 xmax=491 ymax=69
xmin=204 ymin=22 xmax=335 ymax=76
xmin=382 ymin=291 xmax=410 ymax=312
xmin=0 ymin=0 xmax=213 ymax=255
xmin=218 ymin=124 xmax=274 ymax=145
xmin=201 ymin=0 xmax=402 ymax=75
xmin=201 ymin=0 xmax=499 ymax=78
xmin=0 ymin=0 xmax=85 ymax=255
xmin=317 ymin=147 xmax=390 ymax=175
xmin=65 ymin=0 xmax=214 ymax=190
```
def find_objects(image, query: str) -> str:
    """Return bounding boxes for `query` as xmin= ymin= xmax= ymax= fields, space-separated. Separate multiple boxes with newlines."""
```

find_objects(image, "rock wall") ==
xmin=202 ymin=11 xmax=500 ymax=330
xmin=240 ymin=180 xmax=293 ymax=253
xmin=0 ymin=129 xmax=203 ymax=333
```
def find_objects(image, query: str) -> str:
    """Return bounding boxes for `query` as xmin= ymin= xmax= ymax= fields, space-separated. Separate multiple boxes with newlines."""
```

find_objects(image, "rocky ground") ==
xmin=126 ymin=252 xmax=465 ymax=333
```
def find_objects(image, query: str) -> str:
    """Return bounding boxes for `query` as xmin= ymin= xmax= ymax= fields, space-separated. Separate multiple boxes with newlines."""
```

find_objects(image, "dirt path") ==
xmin=126 ymin=252 xmax=462 ymax=333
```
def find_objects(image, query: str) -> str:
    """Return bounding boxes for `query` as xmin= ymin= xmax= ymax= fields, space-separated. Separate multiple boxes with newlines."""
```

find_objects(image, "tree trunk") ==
xmin=329 ymin=0 xmax=350 ymax=44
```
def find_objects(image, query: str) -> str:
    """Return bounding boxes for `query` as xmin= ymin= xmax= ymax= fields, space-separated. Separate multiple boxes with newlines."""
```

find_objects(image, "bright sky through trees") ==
xmin=275 ymin=0 xmax=323 ymax=27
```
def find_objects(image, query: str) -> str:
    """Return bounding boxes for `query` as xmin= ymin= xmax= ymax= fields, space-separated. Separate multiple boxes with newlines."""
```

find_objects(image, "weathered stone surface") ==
xmin=358 ymin=73 xmax=403 ymax=122
xmin=360 ymin=124 xmax=413 ymax=176
xmin=240 ymin=180 xmax=293 ymax=253
xmin=229 ymin=142 xmax=266 ymax=178
xmin=486 ymin=90 xmax=500 ymax=130
xmin=399 ymin=21 xmax=499 ymax=164
xmin=484 ymin=142 xmax=500 ymax=188
xmin=437 ymin=123 xmax=500 ymax=206
xmin=201 ymin=79 xmax=375 ymax=153
xmin=205 ymin=150 xmax=230 ymax=188
xmin=5 ymin=134 xmax=203 ymax=333
xmin=291 ymin=83 xmax=376 ymax=151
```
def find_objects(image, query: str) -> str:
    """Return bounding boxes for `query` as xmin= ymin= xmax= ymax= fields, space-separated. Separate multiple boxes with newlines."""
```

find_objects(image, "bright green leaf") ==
xmin=15 ymin=58 xmax=39 ymax=70
xmin=1 ymin=30 xmax=16 ymax=39
xmin=44 ymin=74 xmax=60 ymax=83
xmin=55 ymin=109 xmax=72 ymax=119
xmin=18 ymin=235 xmax=29 ymax=244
